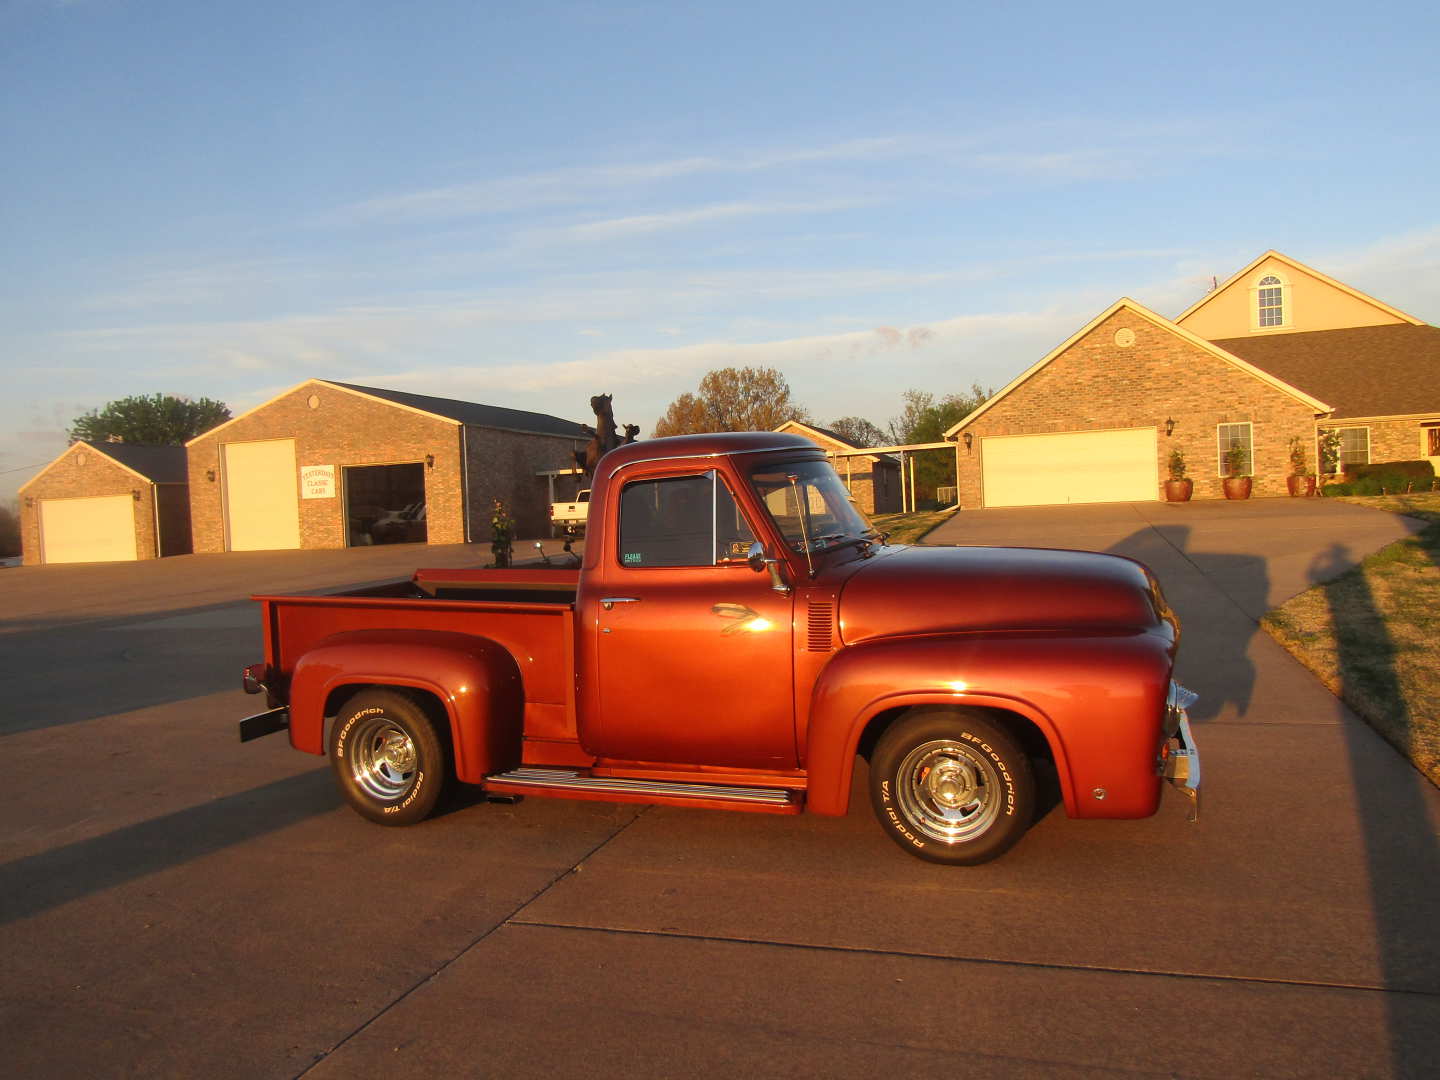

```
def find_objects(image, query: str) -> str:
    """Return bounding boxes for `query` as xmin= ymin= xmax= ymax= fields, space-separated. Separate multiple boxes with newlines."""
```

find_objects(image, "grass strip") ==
xmin=1261 ymin=493 xmax=1440 ymax=788
xmin=870 ymin=508 xmax=958 ymax=545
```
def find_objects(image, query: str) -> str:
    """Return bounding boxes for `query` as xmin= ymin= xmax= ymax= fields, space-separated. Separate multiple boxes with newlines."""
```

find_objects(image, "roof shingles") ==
xmin=1212 ymin=324 xmax=1440 ymax=420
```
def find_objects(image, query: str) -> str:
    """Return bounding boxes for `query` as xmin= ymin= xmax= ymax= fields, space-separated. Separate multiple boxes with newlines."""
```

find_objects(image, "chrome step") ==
xmin=484 ymin=767 xmax=796 ymax=805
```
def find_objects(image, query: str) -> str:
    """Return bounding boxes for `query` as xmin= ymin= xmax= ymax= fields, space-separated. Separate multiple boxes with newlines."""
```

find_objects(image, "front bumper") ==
xmin=1161 ymin=681 xmax=1201 ymax=822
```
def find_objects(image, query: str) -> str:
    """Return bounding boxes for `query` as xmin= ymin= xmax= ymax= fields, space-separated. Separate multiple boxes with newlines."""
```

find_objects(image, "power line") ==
xmin=0 ymin=462 xmax=50 ymax=477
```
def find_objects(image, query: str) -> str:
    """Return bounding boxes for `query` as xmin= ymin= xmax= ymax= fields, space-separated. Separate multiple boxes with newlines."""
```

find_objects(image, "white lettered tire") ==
xmin=328 ymin=689 xmax=448 ymax=826
xmin=869 ymin=708 xmax=1035 ymax=865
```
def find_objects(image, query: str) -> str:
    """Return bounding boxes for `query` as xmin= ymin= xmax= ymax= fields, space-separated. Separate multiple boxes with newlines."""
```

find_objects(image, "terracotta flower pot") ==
xmin=1223 ymin=476 xmax=1252 ymax=500
xmin=1164 ymin=479 xmax=1193 ymax=502
xmin=1287 ymin=475 xmax=1316 ymax=497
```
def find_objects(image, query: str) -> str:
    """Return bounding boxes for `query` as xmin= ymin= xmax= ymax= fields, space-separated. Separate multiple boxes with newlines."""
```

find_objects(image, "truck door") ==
xmin=592 ymin=469 xmax=796 ymax=769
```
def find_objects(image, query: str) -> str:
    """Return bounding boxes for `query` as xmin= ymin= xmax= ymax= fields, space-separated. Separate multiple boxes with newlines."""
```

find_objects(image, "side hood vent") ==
xmin=807 ymin=599 xmax=835 ymax=651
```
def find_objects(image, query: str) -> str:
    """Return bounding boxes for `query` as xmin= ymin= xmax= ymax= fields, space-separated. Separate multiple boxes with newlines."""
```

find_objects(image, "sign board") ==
xmin=300 ymin=464 xmax=336 ymax=499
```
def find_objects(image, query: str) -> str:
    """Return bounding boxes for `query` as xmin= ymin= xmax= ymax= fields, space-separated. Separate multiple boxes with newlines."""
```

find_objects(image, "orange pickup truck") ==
xmin=240 ymin=432 xmax=1199 ymax=864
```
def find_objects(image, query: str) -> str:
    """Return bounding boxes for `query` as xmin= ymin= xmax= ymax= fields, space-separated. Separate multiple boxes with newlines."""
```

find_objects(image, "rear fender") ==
xmin=805 ymin=632 xmax=1172 ymax=819
xmin=288 ymin=629 xmax=523 ymax=783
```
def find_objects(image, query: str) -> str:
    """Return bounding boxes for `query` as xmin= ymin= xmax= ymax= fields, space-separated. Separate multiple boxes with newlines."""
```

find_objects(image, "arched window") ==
xmin=1257 ymin=275 xmax=1284 ymax=327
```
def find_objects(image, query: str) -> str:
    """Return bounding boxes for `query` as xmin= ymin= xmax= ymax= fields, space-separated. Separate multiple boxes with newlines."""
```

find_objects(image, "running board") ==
xmin=483 ymin=767 xmax=802 ymax=814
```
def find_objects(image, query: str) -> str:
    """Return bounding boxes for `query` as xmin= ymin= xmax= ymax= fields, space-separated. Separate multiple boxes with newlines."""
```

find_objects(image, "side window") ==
xmin=618 ymin=471 xmax=756 ymax=568
xmin=1338 ymin=427 xmax=1370 ymax=468
xmin=1217 ymin=422 xmax=1253 ymax=476
xmin=1257 ymin=275 xmax=1284 ymax=328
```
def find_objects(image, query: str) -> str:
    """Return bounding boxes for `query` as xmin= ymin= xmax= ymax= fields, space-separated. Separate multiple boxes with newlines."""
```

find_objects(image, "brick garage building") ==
xmin=945 ymin=251 xmax=1437 ymax=508
xmin=19 ymin=441 xmax=191 ymax=565
xmin=186 ymin=380 xmax=588 ymax=552
xmin=775 ymin=420 xmax=903 ymax=514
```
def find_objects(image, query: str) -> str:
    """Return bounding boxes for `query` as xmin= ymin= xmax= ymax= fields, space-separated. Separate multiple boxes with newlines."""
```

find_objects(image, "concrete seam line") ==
xmin=505 ymin=920 xmax=1440 ymax=1000
xmin=290 ymin=805 xmax=654 ymax=1079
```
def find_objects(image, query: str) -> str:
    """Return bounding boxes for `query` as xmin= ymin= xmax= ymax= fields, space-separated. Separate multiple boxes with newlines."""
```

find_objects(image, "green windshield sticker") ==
xmin=622 ymin=552 xmax=643 ymax=565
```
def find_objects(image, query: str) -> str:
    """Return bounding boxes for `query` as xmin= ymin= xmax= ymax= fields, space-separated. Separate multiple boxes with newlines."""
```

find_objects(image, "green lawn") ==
xmin=1261 ymin=492 xmax=1440 ymax=787
xmin=870 ymin=507 xmax=958 ymax=545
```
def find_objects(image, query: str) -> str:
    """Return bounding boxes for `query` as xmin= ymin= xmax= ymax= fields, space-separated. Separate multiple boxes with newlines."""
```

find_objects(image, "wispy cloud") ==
xmin=328 ymin=136 xmax=919 ymax=225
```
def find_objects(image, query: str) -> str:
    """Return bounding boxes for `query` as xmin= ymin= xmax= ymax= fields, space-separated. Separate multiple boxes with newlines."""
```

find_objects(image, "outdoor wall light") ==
xmin=131 ymin=489 xmax=142 ymax=502
xmin=205 ymin=468 xmax=216 ymax=482
xmin=24 ymin=496 xmax=33 ymax=508
xmin=962 ymin=432 xmax=974 ymax=451
xmin=1165 ymin=417 xmax=1176 ymax=437
xmin=425 ymin=454 xmax=435 ymax=469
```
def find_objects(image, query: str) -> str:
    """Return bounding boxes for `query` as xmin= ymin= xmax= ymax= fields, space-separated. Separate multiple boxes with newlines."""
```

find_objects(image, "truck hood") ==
xmin=836 ymin=544 xmax=1172 ymax=646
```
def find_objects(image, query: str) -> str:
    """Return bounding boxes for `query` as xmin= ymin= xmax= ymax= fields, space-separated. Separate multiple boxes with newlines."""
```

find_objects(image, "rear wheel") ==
xmin=869 ymin=708 xmax=1034 ymax=865
xmin=328 ymin=689 xmax=448 ymax=825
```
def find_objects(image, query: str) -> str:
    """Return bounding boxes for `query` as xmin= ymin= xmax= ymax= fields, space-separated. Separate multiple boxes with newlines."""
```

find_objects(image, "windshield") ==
xmin=750 ymin=459 xmax=876 ymax=554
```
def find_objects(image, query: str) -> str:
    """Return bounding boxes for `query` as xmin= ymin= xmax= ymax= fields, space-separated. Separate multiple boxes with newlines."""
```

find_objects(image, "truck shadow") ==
xmin=0 ymin=770 xmax=336 ymax=928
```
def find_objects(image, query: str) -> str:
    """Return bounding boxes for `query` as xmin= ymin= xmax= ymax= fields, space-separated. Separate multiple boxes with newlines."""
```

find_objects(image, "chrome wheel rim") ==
xmin=895 ymin=739 xmax=1001 ymax=845
xmin=349 ymin=715 xmax=418 ymax=800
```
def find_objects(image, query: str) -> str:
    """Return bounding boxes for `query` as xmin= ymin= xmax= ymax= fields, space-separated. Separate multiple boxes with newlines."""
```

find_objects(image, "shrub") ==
xmin=1167 ymin=447 xmax=1187 ymax=481
xmin=1321 ymin=482 xmax=1353 ymax=497
xmin=1344 ymin=460 xmax=1436 ymax=484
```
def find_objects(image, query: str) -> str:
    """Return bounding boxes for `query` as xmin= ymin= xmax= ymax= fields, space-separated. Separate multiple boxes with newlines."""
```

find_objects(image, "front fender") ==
xmin=288 ymin=629 xmax=523 ymax=783
xmin=804 ymin=631 xmax=1173 ymax=819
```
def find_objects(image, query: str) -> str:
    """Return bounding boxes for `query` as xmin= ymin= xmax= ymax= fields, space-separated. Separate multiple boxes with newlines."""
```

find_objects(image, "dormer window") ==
xmin=1257 ymin=275 xmax=1284 ymax=327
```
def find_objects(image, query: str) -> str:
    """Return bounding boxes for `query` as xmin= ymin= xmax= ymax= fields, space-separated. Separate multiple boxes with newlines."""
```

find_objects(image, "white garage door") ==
xmin=40 ymin=495 xmax=138 ymax=564
xmin=982 ymin=428 xmax=1159 ymax=508
xmin=223 ymin=439 xmax=300 ymax=551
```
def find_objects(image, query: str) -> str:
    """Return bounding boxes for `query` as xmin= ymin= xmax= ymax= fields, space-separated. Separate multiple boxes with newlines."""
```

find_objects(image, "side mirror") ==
xmin=746 ymin=541 xmax=791 ymax=594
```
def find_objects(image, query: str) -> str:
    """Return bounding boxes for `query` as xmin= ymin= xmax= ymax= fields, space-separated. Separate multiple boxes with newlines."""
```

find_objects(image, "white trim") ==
xmin=1250 ymin=271 xmax=1292 ymax=331
xmin=1336 ymin=425 xmax=1371 ymax=468
xmin=19 ymin=441 xmax=155 ymax=493
xmin=1216 ymin=421 xmax=1254 ymax=477
xmin=944 ymin=297 xmax=1332 ymax=438
xmin=1176 ymin=249 xmax=1425 ymax=328
xmin=185 ymin=379 xmax=462 ymax=448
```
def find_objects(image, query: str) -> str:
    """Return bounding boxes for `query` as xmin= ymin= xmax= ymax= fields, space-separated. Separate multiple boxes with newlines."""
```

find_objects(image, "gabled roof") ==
xmin=188 ymin=378 xmax=590 ymax=445
xmin=19 ymin=440 xmax=188 ymax=492
xmin=1212 ymin=324 xmax=1440 ymax=420
xmin=943 ymin=297 xmax=1333 ymax=437
xmin=1174 ymin=249 xmax=1425 ymax=329
xmin=330 ymin=382 xmax=590 ymax=438
xmin=775 ymin=419 xmax=899 ymax=465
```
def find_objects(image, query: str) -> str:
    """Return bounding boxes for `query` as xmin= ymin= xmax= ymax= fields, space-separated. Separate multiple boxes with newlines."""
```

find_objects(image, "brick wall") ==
xmin=19 ymin=446 xmax=157 ymax=565
xmin=464 ymin=425 xmax=586 ymax=541
xmin=954 ymin=309 xmax=1323 ymax=507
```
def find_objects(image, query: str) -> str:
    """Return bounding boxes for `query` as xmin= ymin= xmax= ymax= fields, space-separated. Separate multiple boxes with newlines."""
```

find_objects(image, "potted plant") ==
xmin=1222 ymin=443 xmax=1252 ymax=500
xmin=1318 ymin=429 xmax=1342 ymax=481
xmin=1286 ymin=436 xmax=1316 ymax=497
xmin=1164 ymin=447 xmax=1193 ymax=502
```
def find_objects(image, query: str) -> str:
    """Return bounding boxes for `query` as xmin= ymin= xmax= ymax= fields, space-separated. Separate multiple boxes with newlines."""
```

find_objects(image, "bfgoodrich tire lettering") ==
xmin=869 ymin=708 xmax=1035 ymax=865
xmin=328 ymin=689 xmax=448 ymax=826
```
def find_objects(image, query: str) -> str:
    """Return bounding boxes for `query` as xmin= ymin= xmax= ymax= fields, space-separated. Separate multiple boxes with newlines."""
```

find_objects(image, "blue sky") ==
xmin=4 ymin=0 xmax=1438 ymax=500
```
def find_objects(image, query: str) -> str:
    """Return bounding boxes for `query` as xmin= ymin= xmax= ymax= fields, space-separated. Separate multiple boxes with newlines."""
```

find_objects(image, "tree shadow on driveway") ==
xmin=1306 ymin=540 xmax=1440 ymax=1075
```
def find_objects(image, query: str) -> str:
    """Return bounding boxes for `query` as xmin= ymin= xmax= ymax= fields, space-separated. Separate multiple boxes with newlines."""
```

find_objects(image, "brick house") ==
xmin=774 ymin=420 xmax=903 ymax=514
xmin=945 ymin=251 xmax=1437 ymax=508
xmin=19 ymin=441 xmax=191 ymax=565
xmin=186 ymin=380 xmax=588 ymax=552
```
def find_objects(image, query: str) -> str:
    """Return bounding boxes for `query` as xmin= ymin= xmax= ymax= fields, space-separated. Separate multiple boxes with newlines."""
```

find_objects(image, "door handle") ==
xmin=600 ymin=596 xmax=641 ymax=610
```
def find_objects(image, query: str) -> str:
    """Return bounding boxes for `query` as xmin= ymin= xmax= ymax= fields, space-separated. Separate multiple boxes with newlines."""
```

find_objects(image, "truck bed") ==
xmin=255 ymin=566 xmax=581 ymax=749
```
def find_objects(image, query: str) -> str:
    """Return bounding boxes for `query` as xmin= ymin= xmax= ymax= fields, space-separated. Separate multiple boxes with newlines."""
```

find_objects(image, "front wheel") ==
xmin=869 ymin=709 xmax=1035 ymax=865
xmin=328 ymin=689 xmax=449 ymax=826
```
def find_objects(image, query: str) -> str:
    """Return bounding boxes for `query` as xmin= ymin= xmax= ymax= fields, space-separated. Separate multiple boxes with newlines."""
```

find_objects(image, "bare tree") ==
xmin=653 ymin=367 xmax=811 ymax=437
xmin=0 ymin=499 xmax=19 ymax=558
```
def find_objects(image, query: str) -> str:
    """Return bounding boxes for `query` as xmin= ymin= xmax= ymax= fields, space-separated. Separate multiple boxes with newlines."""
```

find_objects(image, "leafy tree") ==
xmin=653 ymin=367 xmax=811 ymax=437
xmin=827 ymin=416 xmax=889 ymax=448
xmin=888 ymin=383 xmax=993 ymax=505
xmin=0 ymin=499 xmax=18 ymax=558
xmin=68 ymin=393 xmax=231 ymax=445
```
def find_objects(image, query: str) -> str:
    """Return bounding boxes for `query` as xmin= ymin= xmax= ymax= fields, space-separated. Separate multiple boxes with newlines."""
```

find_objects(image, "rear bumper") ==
xmin=1161 ymin=682 xmax=1201 ymax=821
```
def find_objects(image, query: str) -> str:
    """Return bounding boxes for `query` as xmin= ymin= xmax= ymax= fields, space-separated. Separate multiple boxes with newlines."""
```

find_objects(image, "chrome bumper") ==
xmin=1161 ymin=682 xmax=1201 ymax=822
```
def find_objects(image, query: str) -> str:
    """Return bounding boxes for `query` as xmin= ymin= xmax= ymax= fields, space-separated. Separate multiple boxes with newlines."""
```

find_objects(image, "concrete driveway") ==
xmin=3 ymin=505 xmax=1439 ymax=1077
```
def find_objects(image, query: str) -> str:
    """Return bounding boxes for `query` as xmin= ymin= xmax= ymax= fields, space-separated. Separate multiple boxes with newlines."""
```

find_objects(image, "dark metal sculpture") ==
xmin=574 ymin=394 xmax=638 ymax=477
